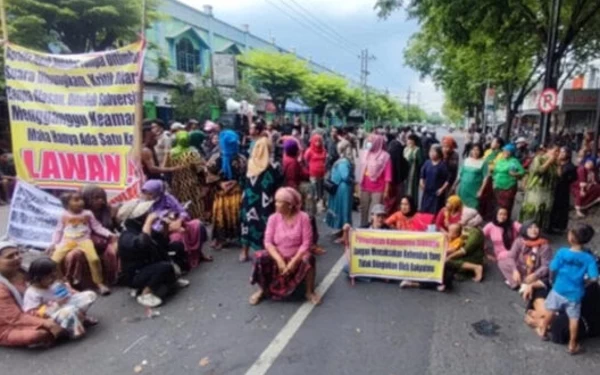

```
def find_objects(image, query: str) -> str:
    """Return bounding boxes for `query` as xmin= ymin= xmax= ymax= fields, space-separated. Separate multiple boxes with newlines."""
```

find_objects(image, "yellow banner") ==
xmin=349 ymin=230 xmax=447 ymax=283
xmin=5 ymin=41 xmax=145 ymax=191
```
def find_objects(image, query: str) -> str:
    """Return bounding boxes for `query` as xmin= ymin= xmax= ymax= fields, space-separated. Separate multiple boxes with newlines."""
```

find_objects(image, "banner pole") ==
xmin=133 ymin=0 xmax=147 ymax=163
xmin=0 ymin=0 xmax=8 ymax=43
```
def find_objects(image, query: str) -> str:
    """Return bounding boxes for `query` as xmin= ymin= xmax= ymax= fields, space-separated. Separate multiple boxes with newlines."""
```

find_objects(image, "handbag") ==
xmin=323 ymin=178 xmax=338 ymax=195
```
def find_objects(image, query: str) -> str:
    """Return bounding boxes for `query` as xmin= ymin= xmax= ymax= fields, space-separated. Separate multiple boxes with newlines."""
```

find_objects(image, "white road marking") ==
xmin=244 ymin=255 xmax=346 ymax=375
xmin=122 ymin=335 xmax=148 ymax=354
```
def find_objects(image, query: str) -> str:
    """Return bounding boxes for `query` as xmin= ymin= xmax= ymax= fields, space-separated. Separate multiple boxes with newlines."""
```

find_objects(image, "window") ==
xmin=176 ymin=38 xmax=200 ymax=73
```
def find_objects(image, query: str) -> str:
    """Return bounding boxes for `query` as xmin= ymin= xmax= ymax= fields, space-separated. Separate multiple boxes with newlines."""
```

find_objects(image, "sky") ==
xmin=179 ymin=0 xmax=445 ymax=113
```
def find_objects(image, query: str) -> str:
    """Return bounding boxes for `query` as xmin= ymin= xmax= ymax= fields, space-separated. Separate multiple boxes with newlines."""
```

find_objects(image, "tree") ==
xmin=238 ymin=50 xmax=310 ymax=113
xmin=170 ymin=74 xmax=225 ymax=122
xmin=442 ymin=100 xmax=465 ymax=125
xmin=6 ymin=0 xmax=159 ymax=53
xmin=232 ymin=80 xmax=260 ymax=104
xmin=376 ymin=0 xmax=600 ymax=137
xmin=339 ymin=87 xmax=363 ymax=117
xmin=300 ymin=73 xmax=348 ymax=117
xmin=426 ymin=112 xmax=444 ymax=125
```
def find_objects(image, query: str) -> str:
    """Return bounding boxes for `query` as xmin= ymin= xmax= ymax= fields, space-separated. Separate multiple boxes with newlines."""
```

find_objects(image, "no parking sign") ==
xmin=538 ymin=88 xmax=558 ymax=114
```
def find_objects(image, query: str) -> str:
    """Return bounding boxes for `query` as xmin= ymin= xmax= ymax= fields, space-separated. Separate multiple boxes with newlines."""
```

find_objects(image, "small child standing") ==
xmin=538 ymin=224 xmax=599 ymax=354
xmin=23 ymin=258 xmax=97 ymax=339
xmin=49 ymin=192 xmax=115 ymax=295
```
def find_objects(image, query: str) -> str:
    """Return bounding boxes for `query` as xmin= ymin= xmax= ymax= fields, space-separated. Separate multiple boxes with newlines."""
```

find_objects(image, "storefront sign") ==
xmin=349 ymin=230 xmax=447 ymax=283
xmin=5 ymin=41 xmax=145 ymax=191
xmin=562 ymin=89 xmax=600 ymax=111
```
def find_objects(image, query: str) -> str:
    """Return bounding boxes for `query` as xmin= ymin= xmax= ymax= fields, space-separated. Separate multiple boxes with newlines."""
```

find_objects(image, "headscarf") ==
xmin=171 ymin=131 xmax=191 ymax=159
xmin=444 ymin=195 xmax=463 ymax=227
xmin=204 ymin=120 xmax=218 ymax=132
xmin=582 ymin=156 xmax=596 ymax=167
xmin=247 ymin=137 xmax=271 ymax=178
xmin=283 ymin=139 xmax=300 ymax=158
xmin=359 ymin=134 xmax=391 ymax=182
xmin=189 ymin=130 xmax=206 ymax=151
xmin=503 ymin=143 xmax=516 ymax=155
xmin=492 ymin=207 xmax=515 ymax=250
xmin=81 ymin=184 xmax=112 ymax=229
xmin=336 ymin=139 xmax=353 ymax=161
xmin=520 ymin=220 xmax=547 ymax=247
xmin=142 ymin=179 xmax=188 ymax=230
xmin=442 ymin=136 xmax=457 ymax=150
xmin=0 ymin=241 xmax=23 ymax=309
xmin=308 ymin=134 xmax=326 ymax=157
xmin=275 ymin=187 xmax=302 ymax=211
xmin=219 ymin=130 xmax=240 ymax=180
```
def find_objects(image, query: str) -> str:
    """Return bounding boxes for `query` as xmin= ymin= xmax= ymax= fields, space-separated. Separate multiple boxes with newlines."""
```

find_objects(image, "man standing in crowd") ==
xmin=150 ymin=119 xmax=173 ymax=167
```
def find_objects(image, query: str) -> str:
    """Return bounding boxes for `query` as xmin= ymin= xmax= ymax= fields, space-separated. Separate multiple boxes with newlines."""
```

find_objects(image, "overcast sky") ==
xmin=180 ymin=0 xmax=444 ymax=113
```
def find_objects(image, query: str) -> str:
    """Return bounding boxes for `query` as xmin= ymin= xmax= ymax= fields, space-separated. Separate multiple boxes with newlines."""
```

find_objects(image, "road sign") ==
xmin=538 ymin=88 xmax=558 ymax=113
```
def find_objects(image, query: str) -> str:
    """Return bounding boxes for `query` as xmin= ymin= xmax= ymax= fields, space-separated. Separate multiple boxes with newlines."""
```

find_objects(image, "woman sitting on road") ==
xmin=117 ymin=200 xmax=189 ymax=308
xmin=434 ymin=195 xmax=482 ymax=233
xmin=249 ymin=187 xmax=321 ymax=306
xmin=445 ymin=226 xmax=486 ymax=282
xmin=141 ymin=179 xmax=210 ymax=269
xmin=508 ymin=221 xmax=552 ymax=325
xmin=483 ymin=207 xmax=521 ymax=288
xmin=0 ymin=242 xmax=64 ymax=347
xmin=385 ymin=195 xmax=434 ymax=231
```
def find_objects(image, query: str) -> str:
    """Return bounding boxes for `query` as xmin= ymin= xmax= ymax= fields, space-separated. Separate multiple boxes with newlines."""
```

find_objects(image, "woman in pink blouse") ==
xmin=249 ymin=187 xmax=321 ymax=306
xmin=482 ymin=207 xmax=521 ymax=287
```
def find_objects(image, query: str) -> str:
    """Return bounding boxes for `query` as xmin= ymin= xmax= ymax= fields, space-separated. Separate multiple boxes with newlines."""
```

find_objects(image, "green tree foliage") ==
xmin=170 ymin=74 xmax=225 ymax=122
xmin=231 ymin=80 xmax=260 ymax=104
xmin=426 ymin=112 xmax=444 ymax=125
xmin=6 ymin=0 xmax=159 ymax=53
xmin=238 ymin=50 xmax=310 ymax=113
xmin=339 ymin=87 xmax=363 ymax=117
xmin=442 ymin=100 xmax=465 ymax=125
xmin=300 ymin=73 xmax=348 ymax=116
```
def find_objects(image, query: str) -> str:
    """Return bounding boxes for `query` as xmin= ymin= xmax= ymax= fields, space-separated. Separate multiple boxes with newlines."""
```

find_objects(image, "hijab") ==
xmin=492 ymin=208 xmax=515 ymax=250
xmin=247 ymin=137 xmax=271 ymax=178
xmin=503 ymin=143 xmax=517 ymax=156
xmin=189 ymin=130 xmax=206 ymax=151
xmin=0 ymin=242 xmax=23 ymax=309
xmin=81 ymin=184 xmax=112 ymax=229
xmin=337 ymin=139 xmax=353 ymax=162
xmin=275 ymin=187 xmax=302 ymax=211
xmin=308 ymin=134 xmax=326 ymax=157
xmin=219 ymin=130 xmax=240 ymax=180
xmin=388 ymin=139 xmax=409 ymax=184
xmin=171 ymin=131 xmax=191 ymax=159
xmin=442 ymin=136 xmax=458 ymax=150
xmin=359 ymin=134 xmax=391 ymax=182
xmin=444 ymin=195 xmax=463 ymax=227
xmin=520 ymin=220 xmax=548 ymax=247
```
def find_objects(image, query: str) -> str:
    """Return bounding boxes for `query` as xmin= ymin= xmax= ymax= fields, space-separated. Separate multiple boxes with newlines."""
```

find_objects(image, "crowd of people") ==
xmin=0 ymin=118 xmax=599 ymax=355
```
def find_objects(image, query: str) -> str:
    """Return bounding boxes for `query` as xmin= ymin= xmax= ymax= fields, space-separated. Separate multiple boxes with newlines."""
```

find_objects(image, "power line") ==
xmin=264 ymin=0 xmax=358 ymax=59
xmin=284 ymin=0 xmax=362 ymax=51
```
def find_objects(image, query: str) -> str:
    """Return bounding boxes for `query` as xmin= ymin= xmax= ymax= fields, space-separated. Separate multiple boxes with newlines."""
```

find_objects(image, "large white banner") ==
xmin=6 ymin=181 xmax=63 ymax=248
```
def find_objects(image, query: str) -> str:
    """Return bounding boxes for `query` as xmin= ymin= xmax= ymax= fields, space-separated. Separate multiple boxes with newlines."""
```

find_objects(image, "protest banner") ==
xmin=5 ymin=181 xmax=63 ymax=249
xmin=349 ymin=230 xmax=447 ymax=283
xmin=5 ymin=41 xmax=145 ymax=192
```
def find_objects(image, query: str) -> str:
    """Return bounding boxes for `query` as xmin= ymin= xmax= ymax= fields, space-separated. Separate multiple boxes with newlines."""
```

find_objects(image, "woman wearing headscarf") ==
xmin=483 ymin=207 xmax=522 ymax=287
xmin=572 ymin=156 xmax=600 ymax=217
xmin=403 ymin=134 xmax=423 ymax=199
xmin=240 ymin=137 xmax=282 ymax=262
xmin=491 ymin=144 xmax=525 ymax=216
xmin=480 ymin=137 xmax=505 ymax=220
xmin=419 ymin=144 xmax=449 ymax=214
xmin=434 ymin=195 xmax=483 ymax=233
xmin=207 ymin=130 xmax=246 ymax=249
xmin=441 ymin=135 xmax=460 ymax=190
xmin=454 ymin=144 xmax=486 ymax=210
xmin=549 ymin=147 xmax=577 ymax=232
xmin=304 ymin=134 xmax=327 ymax=209
xmin=445 ymin=226 xmax=486 ymax=282
xmin=519 ymin=145 xmax=559 ymax=231
xmin=282 ymin=138 xmax=308 ymax=190
xmin=508 ymin=221 xmax=552 ymax=312
xmin=359 ymin=134 xmax=392 ymax=226
xmin=164 ymin=131 xmax=206 ymax=220
xmin=249 ymin=187 xmax=320 ymax=306
xmin=141 ymin=179 xmax=209 ymax=268
xmin=189 ymin=129 xmax=207 ymax=157
xmin=385 ymin=136 xmax=409 ymax=214
xmin=326 ymin=140 xmax=354 ymax=240
xmin=0 ymin=242 xmax=63 ymax=347
xmin=63 ymin=184 xmax=119 ymax=289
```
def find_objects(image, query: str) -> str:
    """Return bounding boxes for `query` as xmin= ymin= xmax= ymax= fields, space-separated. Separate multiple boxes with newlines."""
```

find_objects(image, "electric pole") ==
xmin=406 ymin=86 xmax=413 ymax=122
xmin=540 ymin=0 xmax=562 ymax=145
xmin=359 ymin=49 xmax=376 ymax=121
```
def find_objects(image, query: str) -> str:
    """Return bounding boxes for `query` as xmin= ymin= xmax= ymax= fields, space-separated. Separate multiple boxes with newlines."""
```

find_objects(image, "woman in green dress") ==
xmin=454 ymin=144 xmax=486 ymax=210
xmin=519 ymin=146 xmax=559 ymax=231
xmin=403 ymin=134 xmax=422 ymax=198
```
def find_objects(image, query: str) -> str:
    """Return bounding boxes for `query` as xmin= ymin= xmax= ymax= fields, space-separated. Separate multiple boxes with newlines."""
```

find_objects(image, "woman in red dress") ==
xmin=572 ymin=157 xmax=600 ymax=217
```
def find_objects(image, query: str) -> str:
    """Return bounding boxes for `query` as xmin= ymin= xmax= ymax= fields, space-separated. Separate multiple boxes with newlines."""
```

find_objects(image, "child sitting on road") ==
xmin=446 ymin=223 xmax=465 ymax=255
xmin=48 ymin=192 xmax=116 ymax=295
xmin=23 ymin=258 xmax=98 ymax=339
xmin=537 ymin=224 xmax=599 ymax=354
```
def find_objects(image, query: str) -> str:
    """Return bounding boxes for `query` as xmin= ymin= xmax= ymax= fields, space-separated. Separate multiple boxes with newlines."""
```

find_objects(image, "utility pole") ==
xmin=540 ymin=0 xmax=562 ymax=146
xmin=406 ymin=86 xmax=413 ymax=122
xmin=359 ymin=49 xmax=376 ymax=121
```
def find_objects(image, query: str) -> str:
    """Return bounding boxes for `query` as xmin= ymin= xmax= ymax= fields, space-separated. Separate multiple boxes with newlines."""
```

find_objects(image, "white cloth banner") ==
xmin=6 ymin=181 xmax=63 ymax=249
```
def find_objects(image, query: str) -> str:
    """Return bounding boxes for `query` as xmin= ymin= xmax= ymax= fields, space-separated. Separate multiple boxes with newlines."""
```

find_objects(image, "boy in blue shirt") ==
xmin=538 ymin=224 xmax=599 ymax=354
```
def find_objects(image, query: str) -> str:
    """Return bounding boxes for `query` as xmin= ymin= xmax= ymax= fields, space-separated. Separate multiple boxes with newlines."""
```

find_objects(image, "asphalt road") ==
xmin=1 ymin=130 xmax=599 ymax=375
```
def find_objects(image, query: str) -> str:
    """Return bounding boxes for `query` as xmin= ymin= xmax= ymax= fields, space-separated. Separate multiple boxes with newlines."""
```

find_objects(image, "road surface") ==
xmin=1 ymin=130 xmax=599 ymax=375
